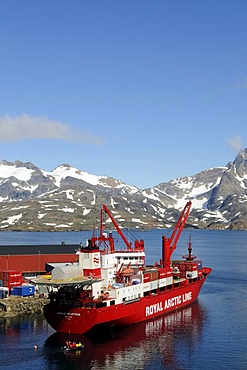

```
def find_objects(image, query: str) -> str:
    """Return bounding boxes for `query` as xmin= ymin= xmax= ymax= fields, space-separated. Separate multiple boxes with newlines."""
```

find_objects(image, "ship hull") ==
xmin=44 ymin=276 xmax=208 ymax=335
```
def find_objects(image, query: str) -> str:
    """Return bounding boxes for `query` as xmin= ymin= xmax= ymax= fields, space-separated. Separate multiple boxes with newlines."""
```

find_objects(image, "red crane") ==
xmin=101 ymin=204 xmax=132 ymax=252
xmin=91 ymin=204 xmax=145 ymax=252
xmin=162 ymin=201 xmax=192 ymax=268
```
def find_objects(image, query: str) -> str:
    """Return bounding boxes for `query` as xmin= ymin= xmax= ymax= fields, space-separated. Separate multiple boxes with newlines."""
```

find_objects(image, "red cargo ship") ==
xmin=34 ymin=202 xmax=211 ymax=335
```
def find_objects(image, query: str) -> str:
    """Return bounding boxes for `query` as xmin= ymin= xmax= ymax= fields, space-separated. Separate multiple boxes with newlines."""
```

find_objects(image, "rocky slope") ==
xmin=0 ymin=149 xmax=246 ymax=231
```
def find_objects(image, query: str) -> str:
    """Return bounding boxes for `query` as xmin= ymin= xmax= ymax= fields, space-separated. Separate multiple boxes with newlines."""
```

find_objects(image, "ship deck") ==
xmin=31 ymin=275 xmax=101 ymax=287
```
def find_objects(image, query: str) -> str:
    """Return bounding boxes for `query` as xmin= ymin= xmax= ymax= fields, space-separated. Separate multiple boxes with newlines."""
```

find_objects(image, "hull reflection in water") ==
xmin=44 ymin=301 xmax=206 ymax=369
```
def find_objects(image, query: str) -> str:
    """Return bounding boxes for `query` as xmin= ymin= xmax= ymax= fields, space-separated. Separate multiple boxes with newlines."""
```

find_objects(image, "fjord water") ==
xmin=0 ymin=229 xmax=247 ymax=370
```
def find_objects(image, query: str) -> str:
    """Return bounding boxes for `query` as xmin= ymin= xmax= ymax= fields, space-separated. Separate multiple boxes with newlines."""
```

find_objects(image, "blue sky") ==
xmin=0 ymin=1 xmax=246 ymax=189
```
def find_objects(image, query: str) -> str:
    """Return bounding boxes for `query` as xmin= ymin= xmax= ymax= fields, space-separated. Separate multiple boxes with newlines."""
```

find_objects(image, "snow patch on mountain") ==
xmin=83 ymin=209 xmax=91 ymax=216
xmin=0 ymin=163 xmax=34 ymax=181
xmin=58 ymin=207 xmax=74 ymax=213
xmin=49 ymin=165 xmax=106 ymax=187
xmin=2 ymin=213 xmax=22 ymax=226
xmin=142 ymin=189 xmax=160 ymax=200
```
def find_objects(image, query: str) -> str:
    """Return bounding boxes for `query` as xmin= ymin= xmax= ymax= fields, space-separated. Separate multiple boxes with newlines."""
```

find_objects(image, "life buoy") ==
xmin=122 ymin=268 xmax=134 ymax=277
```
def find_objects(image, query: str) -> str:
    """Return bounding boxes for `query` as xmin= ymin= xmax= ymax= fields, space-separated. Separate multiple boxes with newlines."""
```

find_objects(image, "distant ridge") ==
xmin=0 ymin=149 xmax=247 ymax=231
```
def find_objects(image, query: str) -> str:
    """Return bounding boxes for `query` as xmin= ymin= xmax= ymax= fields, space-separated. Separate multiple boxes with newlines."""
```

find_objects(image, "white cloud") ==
xmin=228 ymin=135 xmax=244 ymax=153
xmin=0 ymin=114 xmax=104 ymax=146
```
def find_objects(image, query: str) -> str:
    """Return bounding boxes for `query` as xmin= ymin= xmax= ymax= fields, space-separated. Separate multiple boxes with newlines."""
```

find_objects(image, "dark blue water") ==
xmin=0 ymin=229 xmax=247 ymax=369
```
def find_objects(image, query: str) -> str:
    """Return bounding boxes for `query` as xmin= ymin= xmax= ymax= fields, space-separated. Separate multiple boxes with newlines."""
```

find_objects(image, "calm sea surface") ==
xmin=0 ymin=229 xmax=247 ymax=370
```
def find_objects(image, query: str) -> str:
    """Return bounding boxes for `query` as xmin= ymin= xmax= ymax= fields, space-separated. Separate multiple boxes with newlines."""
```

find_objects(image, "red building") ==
xmin=0 ymin=243 xmax=80 ymax=276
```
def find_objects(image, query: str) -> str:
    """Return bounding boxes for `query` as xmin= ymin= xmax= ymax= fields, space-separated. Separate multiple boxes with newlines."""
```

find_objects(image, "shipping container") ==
xmin=144 ymin=269 xmax=158 ymax=281
xmin=158 ymin=267 xmax=173 ymax=279
xmin=0 ymin=270 xmax=22 ymax=280
xmin=11 ymin=285 xmax=35 ymax=297
xmin=3 ymin=279 xmax=22 ymax=289
xmin=143 ymin=274 xmax=151 ymax=283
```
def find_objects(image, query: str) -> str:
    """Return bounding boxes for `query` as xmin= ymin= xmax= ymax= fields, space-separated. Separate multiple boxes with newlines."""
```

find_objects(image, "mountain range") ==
xmin=0 ymin=148 xmax=247 ymax=231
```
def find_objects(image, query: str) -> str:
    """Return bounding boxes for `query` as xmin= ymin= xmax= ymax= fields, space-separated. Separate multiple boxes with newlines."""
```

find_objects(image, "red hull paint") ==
xmin=44 ymin=275 xmax=208 ymax=335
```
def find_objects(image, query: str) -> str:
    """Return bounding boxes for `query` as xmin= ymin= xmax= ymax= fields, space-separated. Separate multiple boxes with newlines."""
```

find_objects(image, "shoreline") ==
xmin=0 ymin=296 xmax=49 ymax=317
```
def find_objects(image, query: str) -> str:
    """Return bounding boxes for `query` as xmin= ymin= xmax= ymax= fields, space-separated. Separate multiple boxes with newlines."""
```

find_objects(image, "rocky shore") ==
xmin=0 ymin=296 xmax=49 ymax=317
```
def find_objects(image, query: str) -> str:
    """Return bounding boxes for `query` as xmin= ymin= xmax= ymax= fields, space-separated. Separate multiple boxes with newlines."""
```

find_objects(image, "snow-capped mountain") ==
xmin=0 ymin=149 xmax=247 ymax=231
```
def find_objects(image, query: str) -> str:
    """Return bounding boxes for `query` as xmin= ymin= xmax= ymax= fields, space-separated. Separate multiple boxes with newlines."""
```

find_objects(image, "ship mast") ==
xmin=182 ymin=235 xmax=196 ymax=261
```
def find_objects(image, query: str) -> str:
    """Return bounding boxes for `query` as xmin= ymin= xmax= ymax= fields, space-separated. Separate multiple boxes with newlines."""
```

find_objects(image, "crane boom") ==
xmin=90 ymin=204 xmax=144 ymax=253
xmin=101 ymin=204 xmax=132 ymax=251
xmin=162 ymin=201 xmax=192 ymax=267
